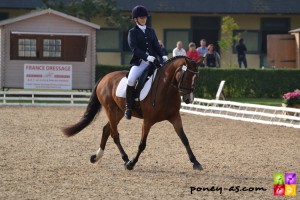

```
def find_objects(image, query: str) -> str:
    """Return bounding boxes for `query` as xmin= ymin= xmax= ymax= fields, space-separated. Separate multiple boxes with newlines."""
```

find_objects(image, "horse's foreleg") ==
xmin=125 ymin=122 xmax=151 ymax=170
xmin=90 ymin=122 xmax=110 ymax=163
xmin=169 ymin=113 xmax=203 ymax=170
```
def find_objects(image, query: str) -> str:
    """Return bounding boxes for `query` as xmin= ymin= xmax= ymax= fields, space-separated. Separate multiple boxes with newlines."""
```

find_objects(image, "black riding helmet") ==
xmin=131 ymin=5 xmax=149 ymax=19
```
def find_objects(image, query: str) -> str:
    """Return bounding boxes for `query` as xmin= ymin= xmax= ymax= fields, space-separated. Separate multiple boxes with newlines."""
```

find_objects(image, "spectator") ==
xmin=204 ymin=44 xmax=220 ymax=67
xmin=236 ymin=38 xmax=247 ymax=68
xmin=196 ymin=39 xmax=208 ymax=67
xmin=172 ymin=41 xmax=186 ymax=57
xmin=197 ymin=39 xmax=208 ymax=56
xmin=186 ymin=42 xmax=201 ymax=62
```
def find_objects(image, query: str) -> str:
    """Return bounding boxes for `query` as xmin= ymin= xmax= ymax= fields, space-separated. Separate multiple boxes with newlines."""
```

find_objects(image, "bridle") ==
xmin=176 ymin=64 xmax=199 ymax=95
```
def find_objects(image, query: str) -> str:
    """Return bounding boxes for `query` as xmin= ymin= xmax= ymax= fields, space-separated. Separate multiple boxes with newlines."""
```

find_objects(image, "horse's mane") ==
xmin=162 ymin=56 xmax=194 ymax=68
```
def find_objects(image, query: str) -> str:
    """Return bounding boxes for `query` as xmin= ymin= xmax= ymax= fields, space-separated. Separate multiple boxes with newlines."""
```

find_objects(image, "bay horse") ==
xmin=61 ymin=56 xmax=203 ymax=170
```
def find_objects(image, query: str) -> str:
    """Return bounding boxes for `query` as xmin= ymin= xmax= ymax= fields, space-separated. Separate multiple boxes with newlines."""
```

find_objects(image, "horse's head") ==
xmin=173 ymin=57 xmax=199 ymax=104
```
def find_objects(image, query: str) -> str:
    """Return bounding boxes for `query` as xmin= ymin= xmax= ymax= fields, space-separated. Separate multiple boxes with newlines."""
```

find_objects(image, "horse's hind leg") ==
xmin=106 ymin=106 xmax=129 ymax=163
xmin=90 ymin=106 xmax=129 ymax=164
xmin=90 ymin=122 xmax=110 ymax=163
xmin=125 ymin=121 xmax=151 ymax=170
xmin=168 ymin=112 xmax=203 ymax=170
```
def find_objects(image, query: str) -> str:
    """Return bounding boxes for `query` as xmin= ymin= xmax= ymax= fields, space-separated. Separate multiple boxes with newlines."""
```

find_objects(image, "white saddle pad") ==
xmin=116 ymin=69 xmax=157 ymax=101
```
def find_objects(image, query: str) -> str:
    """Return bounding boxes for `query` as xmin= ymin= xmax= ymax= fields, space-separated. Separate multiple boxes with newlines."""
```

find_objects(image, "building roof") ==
xmin=0 ymin=8 xmax=100 ymax=29
xmin=289 ymin=28 xmax=300 ymax=33
xmin=0 ymin=0 xmax=44 ymax=9
xmin=2 ymin=0 xmax=300 ymax=15
xmin=116 ymin=0 xmax=300 ymax=14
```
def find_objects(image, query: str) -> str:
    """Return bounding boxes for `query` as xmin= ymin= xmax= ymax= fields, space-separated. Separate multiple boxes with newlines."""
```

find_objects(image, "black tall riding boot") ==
xmin=125 ymin=85 xmax=135 ymax=120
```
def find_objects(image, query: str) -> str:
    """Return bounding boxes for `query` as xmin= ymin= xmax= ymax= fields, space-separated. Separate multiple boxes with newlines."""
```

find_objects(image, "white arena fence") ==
xmin=1 ymin=91 xmax=300 ymax=129
xmin=0 ymin=91 xmax=90 ymax=107
xmin=180 ymin=98 xmax=300 ymax=129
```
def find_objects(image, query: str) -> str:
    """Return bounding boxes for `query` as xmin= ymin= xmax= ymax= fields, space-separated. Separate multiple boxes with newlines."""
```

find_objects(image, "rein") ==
xmin=150 ymin=56 xmax=199 ymax=106
xmin=177 ymin=64 xmax=199 ymax=95
xmin=151 ymin=67 xmax=162 ymax=107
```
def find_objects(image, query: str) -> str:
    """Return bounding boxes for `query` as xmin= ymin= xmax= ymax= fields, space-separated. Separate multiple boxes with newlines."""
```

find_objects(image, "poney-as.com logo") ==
xmin=274 ymin=172 xmax=297 ymax=196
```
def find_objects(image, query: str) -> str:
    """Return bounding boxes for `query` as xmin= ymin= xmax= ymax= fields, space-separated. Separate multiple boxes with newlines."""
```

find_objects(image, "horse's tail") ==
xmin=61 ymin=80 xmax=101 ymax=137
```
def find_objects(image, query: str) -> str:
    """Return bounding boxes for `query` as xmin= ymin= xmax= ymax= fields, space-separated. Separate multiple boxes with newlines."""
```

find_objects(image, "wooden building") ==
xmin=267 ymin=33 xmax=297 ymax=68
xmin=289 ymin=29 xmax=300 ymax=68
xmin=0 ymin=8 xmax=100 ymax=90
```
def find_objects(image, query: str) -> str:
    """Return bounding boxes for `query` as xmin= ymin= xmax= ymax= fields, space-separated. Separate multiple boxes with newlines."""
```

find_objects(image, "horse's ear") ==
xmin=185 ymin=57 xmax=195 ymax=66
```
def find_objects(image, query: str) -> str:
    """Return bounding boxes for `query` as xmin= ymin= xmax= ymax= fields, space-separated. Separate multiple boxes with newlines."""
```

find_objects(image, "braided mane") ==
xmin=161 ymin=56 xmax=194 ymax=69
xmin=164 ymin=56 xmax=189 ymax=64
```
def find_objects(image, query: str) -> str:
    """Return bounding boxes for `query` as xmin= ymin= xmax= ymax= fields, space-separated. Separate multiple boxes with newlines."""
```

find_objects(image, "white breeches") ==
xmin=127 ymin=60 xmax=149 ymax=86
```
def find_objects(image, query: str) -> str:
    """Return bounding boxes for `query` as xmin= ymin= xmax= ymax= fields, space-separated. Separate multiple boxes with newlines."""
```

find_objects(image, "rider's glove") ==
xmin=162 ymin=56 xmax=168 ymax=61
xmin=147 ymin=56 xmax=156 ymax=62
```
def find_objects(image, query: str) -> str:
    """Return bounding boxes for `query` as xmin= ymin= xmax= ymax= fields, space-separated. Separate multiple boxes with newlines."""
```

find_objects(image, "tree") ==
xmin=42 ymin=0 xmax=131 ymax=30
xmin=218 ymin=16 xmax=239 ymax=68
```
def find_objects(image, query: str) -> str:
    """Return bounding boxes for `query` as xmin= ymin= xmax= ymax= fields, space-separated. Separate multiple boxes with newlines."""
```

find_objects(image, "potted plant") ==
xmin=282 ymin=89 xmax=300 ymax=108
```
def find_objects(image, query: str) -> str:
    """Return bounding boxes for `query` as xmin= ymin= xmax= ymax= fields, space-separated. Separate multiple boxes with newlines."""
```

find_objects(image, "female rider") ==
xmin=125 ymin=5 xmax=168 ymax=120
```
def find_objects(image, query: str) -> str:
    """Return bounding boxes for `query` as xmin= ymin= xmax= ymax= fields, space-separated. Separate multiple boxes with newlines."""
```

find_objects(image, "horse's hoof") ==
xmin=193 ymin=163 xmax=203 ymax=170
xmin=90 ymin=154 xmax=97 ymax=163
xmin=124 ymin=161 xmax=134 ymax=170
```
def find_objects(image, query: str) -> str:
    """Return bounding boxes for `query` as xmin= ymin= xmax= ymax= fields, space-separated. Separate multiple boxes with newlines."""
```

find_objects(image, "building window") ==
xmin=191 ymin=17 xmax=221 ymax=52
xmin=233 ymin=30 xmax=260 ymax=54
xmin=18 ymin=39 xmax=37 ymax=57
xmin=96 ymin=29 xmax=120 ymax=51
xmin=11 ymin=33 xmax=87 ymax=62
xmin=164 ymin=29 xmax=190 ymax=52
xmin=43 ymin=39 xmax=61 ymax=57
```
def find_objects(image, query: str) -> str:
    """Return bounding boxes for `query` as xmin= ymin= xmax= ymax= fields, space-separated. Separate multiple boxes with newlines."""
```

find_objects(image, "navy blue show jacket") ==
xmin=128 ymin=25 xmax=164 ymax=66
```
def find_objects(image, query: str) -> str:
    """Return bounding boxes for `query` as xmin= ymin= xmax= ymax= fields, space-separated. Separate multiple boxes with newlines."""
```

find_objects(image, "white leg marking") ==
xmin=95 ymin=147 xmax=104 ymax=162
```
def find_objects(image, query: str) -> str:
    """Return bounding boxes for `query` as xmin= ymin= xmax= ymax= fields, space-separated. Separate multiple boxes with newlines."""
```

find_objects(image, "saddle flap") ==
xmin=135 ymin=64 xmax=156 ymax=98
xmin=116 ymin=68 xmax=157 ymax=101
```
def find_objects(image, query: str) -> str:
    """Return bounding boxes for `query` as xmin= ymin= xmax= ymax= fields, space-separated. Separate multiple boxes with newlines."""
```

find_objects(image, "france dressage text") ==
xmin=190 ymin=186 xmax=267 ymax=194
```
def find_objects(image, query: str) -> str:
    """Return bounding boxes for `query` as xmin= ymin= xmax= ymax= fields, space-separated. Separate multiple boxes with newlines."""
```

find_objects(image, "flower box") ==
xmin=282 ymin=90 xmax=300 ymax=107
xmin=282 ymin=90 xmax=300 ymax=116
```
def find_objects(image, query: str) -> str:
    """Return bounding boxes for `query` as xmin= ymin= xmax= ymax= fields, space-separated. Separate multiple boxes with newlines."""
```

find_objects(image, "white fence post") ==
xmin=216 ymin=80 xmax=226 ymax=100
xmin=71 ymin=93 xmax=74 ymax=104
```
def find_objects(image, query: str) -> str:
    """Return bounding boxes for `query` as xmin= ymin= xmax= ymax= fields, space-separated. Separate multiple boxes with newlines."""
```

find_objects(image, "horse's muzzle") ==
xmin=182 ymin=92 xmax=194 ymax=104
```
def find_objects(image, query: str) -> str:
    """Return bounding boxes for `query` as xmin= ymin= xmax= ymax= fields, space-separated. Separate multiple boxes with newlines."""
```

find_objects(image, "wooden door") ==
xmin=267 ymin=34 xmax=296 ymax=68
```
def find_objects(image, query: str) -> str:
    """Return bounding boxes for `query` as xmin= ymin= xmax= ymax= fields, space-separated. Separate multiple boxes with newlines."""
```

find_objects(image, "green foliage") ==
xmin=195 ymin=68 xmax=300 ymax=98
xmin=95 ymin=66 xmax=300 ymax=99
xmin=42 ymin=0 xmax=131 ymax=29
xmin=218 ymin=16 xmax=239 ymax=52
xmin=218 ymin=16 xmax=239 ymax=68
xmin=95 ymin=65 xmax=128 ymax=81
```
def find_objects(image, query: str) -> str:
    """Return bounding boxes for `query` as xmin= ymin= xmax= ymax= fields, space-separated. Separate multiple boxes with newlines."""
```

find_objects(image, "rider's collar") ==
xmin=137 ymin=24 xmax=146 ymax=33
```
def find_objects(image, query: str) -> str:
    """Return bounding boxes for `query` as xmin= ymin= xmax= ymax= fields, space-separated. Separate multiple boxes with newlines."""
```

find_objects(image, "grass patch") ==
xmin=227 ymin=98 xmax=282 ymax=106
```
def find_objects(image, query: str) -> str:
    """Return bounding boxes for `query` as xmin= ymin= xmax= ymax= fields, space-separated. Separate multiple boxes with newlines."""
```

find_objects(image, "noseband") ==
xmin=177 ymin=65 xmax=199 ymax=95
